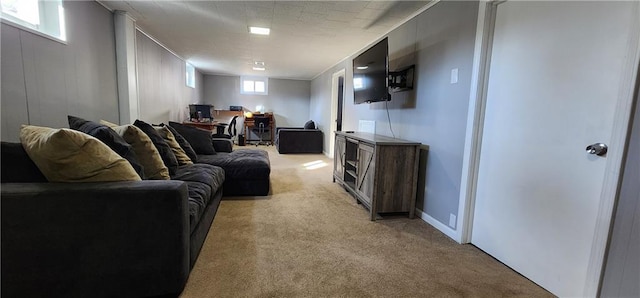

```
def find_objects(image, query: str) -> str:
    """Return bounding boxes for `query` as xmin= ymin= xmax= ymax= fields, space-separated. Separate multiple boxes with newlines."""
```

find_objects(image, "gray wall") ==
xmin=310 ymin=0 xmax=479 ymax=229
xmin=136 ymin=30 xmax=204 ymax=124
xmin=1 ymin=1 xmax=119 ymax=141
xmin=203 ymin=75 xmax=311 ymax=128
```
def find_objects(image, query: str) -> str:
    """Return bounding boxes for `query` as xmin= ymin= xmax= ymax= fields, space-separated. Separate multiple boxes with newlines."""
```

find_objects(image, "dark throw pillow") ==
xmin=168 ymin=121 xmax=216 ymax=155
xmin=304 ymin=120 xmax=316 ymax=130
xmin=164 ymin=124 xmax=198 ymax=161
xmin=134 ymin=119 xmax=179 ymax=175
xmin=68 ymin=115 xmax=144 ymax=178
xmin=1 ymin=142 xmax=47 ymax=183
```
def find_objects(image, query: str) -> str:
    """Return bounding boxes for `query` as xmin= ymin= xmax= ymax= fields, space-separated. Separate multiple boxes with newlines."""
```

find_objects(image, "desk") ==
xmin=244 ymin=113 xmax=275 ymax=144
xmin=182 ymin=121 xmax=217 ymax=131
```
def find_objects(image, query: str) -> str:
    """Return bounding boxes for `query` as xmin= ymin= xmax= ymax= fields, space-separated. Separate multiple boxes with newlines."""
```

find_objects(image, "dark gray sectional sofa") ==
xmin=1 ymin=141 xmax=225 ymax=297
xmin=169 ymin=121 xmax=271 ymax=196
xmin=1 ymin=119 xmax=272 ymax=297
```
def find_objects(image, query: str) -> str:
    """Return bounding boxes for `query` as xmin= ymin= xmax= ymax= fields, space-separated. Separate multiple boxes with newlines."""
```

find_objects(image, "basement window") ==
xmin=241 ymin=76 xmax=268 ymax=95
xmin=0 ymin=0 xmax=66 ymax=42
xmin=186 ymin=62 xmax=195 ymax=88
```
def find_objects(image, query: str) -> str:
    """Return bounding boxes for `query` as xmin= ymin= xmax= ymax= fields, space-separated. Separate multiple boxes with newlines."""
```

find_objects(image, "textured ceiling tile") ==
xmin=356 ymin=8 xmax=385 ymax=20
xmin=366 ymin=1 xmax=396 ymax=10
xmin=325 ymin=10 xmax=353 ymax=22
xmin=100 ymin=0 xmax=430 ymax=80
xmin=298 ymin=12 xmax=326 ymax=24
xmin=302 ymin=1 xmax=335 ymax=14
xmin=333 ymin=1 xmax=369 ymax=13
xmin=274 ymin=2 xmax=303 ymax=17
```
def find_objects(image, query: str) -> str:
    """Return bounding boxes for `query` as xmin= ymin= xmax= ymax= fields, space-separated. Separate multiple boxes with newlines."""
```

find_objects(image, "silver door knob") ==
xmin=586 ymin=143 xmax=608 ymax=156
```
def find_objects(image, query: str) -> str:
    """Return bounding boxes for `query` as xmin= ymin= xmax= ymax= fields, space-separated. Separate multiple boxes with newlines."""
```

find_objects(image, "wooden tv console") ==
xmin=333 ymin=131 xmax=422 ymax=221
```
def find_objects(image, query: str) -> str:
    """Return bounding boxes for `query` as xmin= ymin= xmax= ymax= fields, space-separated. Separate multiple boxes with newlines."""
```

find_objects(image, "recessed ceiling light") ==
xmin=252 ymin=67 xmax=266 ymax=71
xmin=254 ymin=61 xmax=265 ymax=66
xmin=249 ymin=26 xmax=270 ymax=35
xmin=356 ymin=66 xmax=369 ymax=70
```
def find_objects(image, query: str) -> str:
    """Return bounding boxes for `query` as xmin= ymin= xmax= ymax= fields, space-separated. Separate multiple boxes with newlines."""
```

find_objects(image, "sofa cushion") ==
xmin=171 ymin=164 xmax=225 ymax=232
xmin=171 ymin=164 xmax=224 ymax=191
xmin=304 ymin=120 xmax=316 ymax=129
xmin=196 ymin=149 xmax=270 ymax=180
xmin=20 ymin=125 xmax=141 ymax=182
xmin=68 ymin=115 xmax=144 ymax=178
xmin=1 ymin=142 xmax=47 ymax=183
xmin=184 ymin=181 xmax=210 ymax=232
xmin=107 ymin=124 xmax=170 ymax=180
xmin=134 ymin=120 xmax=179 ymax=175
xmin=164 ymin=124 xmax=198 ymax=162
xmin=168 ymin=121 xmax=216 ymax=155
xmin=155 ymin=126 xmax=193 ymax=166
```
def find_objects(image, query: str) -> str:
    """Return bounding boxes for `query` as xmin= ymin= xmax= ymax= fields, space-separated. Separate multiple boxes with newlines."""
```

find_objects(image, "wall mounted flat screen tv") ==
xmin=353 ymin=37 xmax=389 ymax=104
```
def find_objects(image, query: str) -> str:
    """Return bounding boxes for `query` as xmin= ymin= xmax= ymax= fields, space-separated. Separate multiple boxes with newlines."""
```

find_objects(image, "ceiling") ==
xmin=99 ymin=1 xmax=432 ymax=80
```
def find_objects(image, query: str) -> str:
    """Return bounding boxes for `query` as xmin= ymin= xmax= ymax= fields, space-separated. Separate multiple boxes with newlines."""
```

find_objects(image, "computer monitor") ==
xmin=189 ymin=104 xmax=214 ymax=122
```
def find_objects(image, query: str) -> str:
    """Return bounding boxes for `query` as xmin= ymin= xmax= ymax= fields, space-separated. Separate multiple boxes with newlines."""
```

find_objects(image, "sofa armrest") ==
xmin=1 ymin=181 xmax=190 ymax=298
xmin=212 ymin=138 xmax=233 ymax=152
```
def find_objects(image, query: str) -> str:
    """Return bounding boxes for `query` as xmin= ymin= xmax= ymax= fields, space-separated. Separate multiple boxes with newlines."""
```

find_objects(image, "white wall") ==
xmin=203 ymin=75 xmax=311 ymax=128
xmin=136 ymin=30 xmax=204 ymax=125
xmin=1 ymin=1 xmax=119 ymax=141
xmin=310 ymin=0 xmax=479 ymax=232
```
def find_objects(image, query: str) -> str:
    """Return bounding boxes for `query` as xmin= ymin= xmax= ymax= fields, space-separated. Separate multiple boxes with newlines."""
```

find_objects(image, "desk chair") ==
xmin=227 ymin=116 xmax=239 ymax=143
xmin=251 ymin=117 xmax=271 ymax=146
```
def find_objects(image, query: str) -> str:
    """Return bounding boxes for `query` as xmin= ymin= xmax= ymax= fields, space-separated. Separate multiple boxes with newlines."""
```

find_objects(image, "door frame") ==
xmin=457 ymin=1 xmax=640 ymax=296
xmin=329 ymin=68 xmax=346 ymax=158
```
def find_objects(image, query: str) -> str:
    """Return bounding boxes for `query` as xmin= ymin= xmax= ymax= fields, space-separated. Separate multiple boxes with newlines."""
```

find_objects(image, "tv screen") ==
xmin=353 ymin=37 xmax=389 ymax=104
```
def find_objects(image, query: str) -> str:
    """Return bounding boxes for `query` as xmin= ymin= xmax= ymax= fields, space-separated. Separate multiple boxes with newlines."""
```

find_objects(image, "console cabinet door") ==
xmin=333 ymin=135 xmax=346 ymax=180
xmin=356 ymin=143 xmax=375 ymax=205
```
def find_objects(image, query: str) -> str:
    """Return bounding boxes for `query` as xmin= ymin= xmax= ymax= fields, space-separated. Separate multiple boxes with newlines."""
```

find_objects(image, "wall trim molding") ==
xmin=135 ymin=27 xmax=184 ymax=62
xmin=416 ymin=208 xmax=459 ymax=242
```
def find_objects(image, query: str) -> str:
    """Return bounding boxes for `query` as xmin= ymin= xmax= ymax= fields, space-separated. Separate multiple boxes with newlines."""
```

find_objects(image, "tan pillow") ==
xmin=20 ymin=125 xmax=141 ymax=182
xmin=155 ymin=126 xmax=193 ymax=165
xmin=110 ymin=124 xmax=170 ymax=180
xmin=99 ymin=119 xmax=119 ymax=127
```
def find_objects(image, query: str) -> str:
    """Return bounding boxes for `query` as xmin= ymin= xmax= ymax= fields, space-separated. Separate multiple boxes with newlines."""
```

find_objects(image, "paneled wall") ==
xmin=136 ymin=31 xmax=203 ymax=125
xmin=310 ymin=1 xmax=479 ymax=231
xmin=1 ymin=1 xmax=119 ymax=141
xmin=203 ymin=75 xmax=310 ymax=128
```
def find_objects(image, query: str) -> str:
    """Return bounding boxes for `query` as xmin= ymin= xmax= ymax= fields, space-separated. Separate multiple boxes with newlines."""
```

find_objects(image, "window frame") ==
xmin=0 ymin=0 xmax=66 ymax=44
xmin=240 ymin=76 xmax=268 ymax=95
xmin=185 ymin=62 xmax=196 ymax=89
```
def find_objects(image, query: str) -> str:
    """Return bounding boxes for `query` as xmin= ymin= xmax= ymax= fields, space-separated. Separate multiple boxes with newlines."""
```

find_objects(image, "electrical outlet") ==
xmin=450 ymin=68 xmax=458 ymax=84
xmin=449 ymin=213 xmax=457 ymax=229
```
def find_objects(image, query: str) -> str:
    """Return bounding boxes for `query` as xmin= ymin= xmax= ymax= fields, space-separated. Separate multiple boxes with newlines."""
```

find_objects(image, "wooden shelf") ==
xmin=333 ymin=131 xmax=422 ymax=221
xmin=346 ymin=160 xmax=358 ymax=168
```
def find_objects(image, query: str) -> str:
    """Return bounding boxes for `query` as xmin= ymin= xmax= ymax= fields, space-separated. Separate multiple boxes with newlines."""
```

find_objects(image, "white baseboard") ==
xmin=416 ymin=208 xmax=461 ymax=243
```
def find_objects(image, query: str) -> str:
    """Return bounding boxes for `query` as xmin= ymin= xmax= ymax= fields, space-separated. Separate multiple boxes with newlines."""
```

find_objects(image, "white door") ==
xmin=471 ymin=1 xmax=638 ymax=297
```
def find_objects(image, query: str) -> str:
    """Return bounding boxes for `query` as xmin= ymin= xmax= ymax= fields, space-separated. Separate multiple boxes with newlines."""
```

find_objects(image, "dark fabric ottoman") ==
xmin=196 ymin=149 xmax=270 ymax=196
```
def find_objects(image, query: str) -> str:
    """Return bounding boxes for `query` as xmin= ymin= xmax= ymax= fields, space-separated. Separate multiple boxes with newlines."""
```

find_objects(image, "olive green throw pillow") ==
xmin=106 ymin=123 xmax=171 ymax=180
xmin=155 ymin=126 xmax=193 ymax=165
xmin=20 ymin=125 xmax=141 ymax=182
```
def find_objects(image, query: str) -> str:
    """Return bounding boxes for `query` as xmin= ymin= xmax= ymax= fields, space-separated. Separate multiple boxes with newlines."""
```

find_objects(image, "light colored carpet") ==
xmin=181 ymin=146 xmax=553 ymax=297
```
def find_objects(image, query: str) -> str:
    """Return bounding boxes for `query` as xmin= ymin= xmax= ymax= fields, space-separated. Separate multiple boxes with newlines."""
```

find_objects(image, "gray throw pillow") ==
xmin=164 ymin=124 xmax=198 ymax=161
xmin=304 ymin=120 xmax=316 ymax=130
xmin=168 ymin=121 xmax=216 ymax=155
